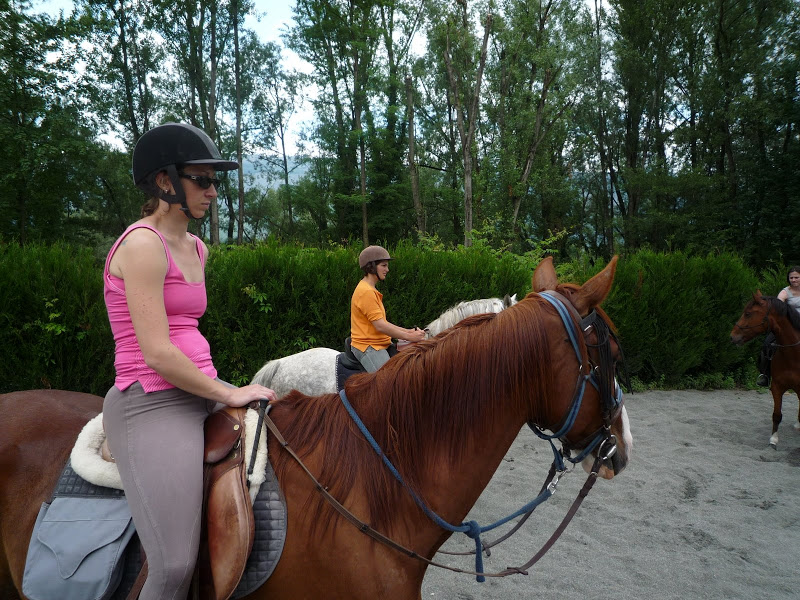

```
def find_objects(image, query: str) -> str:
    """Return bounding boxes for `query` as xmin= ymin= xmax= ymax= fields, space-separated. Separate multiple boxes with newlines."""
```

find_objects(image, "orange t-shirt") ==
xmin=350 ymin=279 xmax=392 ymax=351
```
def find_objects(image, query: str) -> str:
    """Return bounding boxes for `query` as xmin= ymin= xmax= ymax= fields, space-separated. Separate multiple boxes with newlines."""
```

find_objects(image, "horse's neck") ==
xmin=771 ymin=314 xmax=800 ymax=345
xmin=412 ymin=410 xmax=526 ymax=539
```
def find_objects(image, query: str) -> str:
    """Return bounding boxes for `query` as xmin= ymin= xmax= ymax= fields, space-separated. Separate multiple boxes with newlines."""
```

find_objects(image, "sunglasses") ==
xmin=179 ymin=173 xmax=221 ymax=189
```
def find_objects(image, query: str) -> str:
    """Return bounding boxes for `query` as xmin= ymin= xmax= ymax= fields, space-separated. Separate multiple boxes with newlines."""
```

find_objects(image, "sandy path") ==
xmin=421 ymin=389 xmax=800 ymax=600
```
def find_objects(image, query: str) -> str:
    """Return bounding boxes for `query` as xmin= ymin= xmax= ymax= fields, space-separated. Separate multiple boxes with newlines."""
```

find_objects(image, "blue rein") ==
xmin=337 ymin=292 xmax=613 ymax=581
xmin=338 ymin=388 xmax=559 ymax=581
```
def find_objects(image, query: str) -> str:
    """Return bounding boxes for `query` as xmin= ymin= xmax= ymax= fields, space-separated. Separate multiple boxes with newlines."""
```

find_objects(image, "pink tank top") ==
xmin=104 ymin=224 xmax=217 ymax=392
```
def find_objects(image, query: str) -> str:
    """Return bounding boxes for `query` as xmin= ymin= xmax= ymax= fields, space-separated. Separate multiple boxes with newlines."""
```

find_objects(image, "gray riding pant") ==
xmin=350 ymin=345 xmax=390 ymax=373
xmin=103 ymin=382 xmax=227 ymax=600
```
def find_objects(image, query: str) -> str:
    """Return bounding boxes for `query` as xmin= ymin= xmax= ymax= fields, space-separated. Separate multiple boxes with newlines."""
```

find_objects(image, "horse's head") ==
xmin=730 ymin=291 xmax=770 ymax=345
xmin=531 ymin=256 xmax=632 ymax=481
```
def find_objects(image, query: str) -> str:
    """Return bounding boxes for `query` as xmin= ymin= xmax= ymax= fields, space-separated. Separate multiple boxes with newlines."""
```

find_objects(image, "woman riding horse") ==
xmin=102 ymin=123 xmax=276 ymax=600
xmin=350 ymin=245 xmax=425 ymax=372
xmin=756 ymin=266 xmax=800 ymax=386
xmin=0 ymin=257 xmax=632 ymax=600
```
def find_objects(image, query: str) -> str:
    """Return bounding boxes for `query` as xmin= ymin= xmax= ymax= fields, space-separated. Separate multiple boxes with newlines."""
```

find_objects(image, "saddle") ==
xmin=122 ymin=407 xmax=255 ymax=600
xmin=24 ymin=406 xmax=257 ymax=600
xmin=336 ymin=337 xmax=400 ymax=391
xmin=198 ymin=406 xmax=256 ymax=600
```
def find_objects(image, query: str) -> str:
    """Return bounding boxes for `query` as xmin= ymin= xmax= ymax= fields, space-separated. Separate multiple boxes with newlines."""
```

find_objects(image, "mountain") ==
xmin=242 ymin=156 xmax=310 ymax=189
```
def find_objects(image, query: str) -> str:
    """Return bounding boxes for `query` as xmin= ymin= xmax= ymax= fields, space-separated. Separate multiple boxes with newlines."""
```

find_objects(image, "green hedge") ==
xmin=0 ymin=242 xmax=113 ymax=393
xmin=204 ymin=241 xmax=532 ymax=385
xmin=584 ymin=251 xmax=761 ymax=387
xmin=0 ymin=241 xmax=784 ymax=394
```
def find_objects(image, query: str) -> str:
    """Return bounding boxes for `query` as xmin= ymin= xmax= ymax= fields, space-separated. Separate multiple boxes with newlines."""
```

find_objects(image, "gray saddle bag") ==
xmin=22 ymin=496 xmax=136 ymax=600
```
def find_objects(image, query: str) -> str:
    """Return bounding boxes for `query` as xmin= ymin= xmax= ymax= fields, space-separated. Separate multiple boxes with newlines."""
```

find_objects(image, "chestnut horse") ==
xmin=731 ymin=291 xmax=800 ymax=448
xmin=0 ymin=257 xmax=631 ymax=600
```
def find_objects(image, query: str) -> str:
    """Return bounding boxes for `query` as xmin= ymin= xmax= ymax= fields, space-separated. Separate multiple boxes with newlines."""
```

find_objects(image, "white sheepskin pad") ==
xmin=70 ymin=408 xmax=269 ymax=503
xmin=70 ymin=413 xmax=123 ymax=489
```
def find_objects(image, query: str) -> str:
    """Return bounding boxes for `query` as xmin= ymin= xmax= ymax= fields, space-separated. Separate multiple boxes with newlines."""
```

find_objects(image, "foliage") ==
xmin=585 ymin=250 xmax=759 ymax=385
xmin=0 ymin=242 xmax=778 ymax=394
xmin=203 ymin=240 xmax=532 ymax=384
xmin=4 ymin=0 xmax=799 ymax=271
xmin=0 ymin=242 xmax=112 ymax=393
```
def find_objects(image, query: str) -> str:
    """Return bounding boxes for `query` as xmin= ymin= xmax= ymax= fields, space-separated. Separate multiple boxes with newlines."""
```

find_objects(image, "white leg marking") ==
xmin=769 ymin=432 xmax=779 ymax=447
xmin=793 ymin=422 xmax=800 ymax=431
xmin=621 ymin=406 xmax=633 ymax=454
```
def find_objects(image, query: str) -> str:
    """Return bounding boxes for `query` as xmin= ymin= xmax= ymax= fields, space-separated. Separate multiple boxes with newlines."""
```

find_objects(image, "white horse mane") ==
xmin=424 ymin=294 xmax=518 ymax=337
xmin=251 ymin=294 xmax=519 ymax=398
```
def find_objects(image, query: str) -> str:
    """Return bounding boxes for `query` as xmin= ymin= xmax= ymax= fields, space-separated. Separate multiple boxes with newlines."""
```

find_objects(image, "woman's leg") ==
xmin=104 ymin=384 xmax=212 ymax=600
xmin=350 ymin=345 xmax=391 ymax=373
xmin=757 ymin=333 xmax=776 ymax=386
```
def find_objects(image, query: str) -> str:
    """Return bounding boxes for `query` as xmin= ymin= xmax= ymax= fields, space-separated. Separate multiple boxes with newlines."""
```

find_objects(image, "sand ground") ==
xmin=420 ymin=389 xmax=800 ymax=600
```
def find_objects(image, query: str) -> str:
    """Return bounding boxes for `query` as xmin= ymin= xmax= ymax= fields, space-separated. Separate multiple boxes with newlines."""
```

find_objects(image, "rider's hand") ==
xmin=224 ymin=384 xmax=278 ymax=408
xmin=407 ymin=327 xmax=426 ymax=343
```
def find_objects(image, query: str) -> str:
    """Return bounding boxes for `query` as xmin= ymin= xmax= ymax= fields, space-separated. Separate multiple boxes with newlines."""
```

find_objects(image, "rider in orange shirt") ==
xmin=349 ymin=246 xmax=425 ymax=372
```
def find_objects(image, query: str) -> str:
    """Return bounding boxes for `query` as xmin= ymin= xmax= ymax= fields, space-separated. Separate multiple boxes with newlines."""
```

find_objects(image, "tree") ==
xmin=0 ymin=0 xmax=114 ymax=244
xmin=76 ymin=0 xmax=162 ymax=143
xmin=288 ymin=0 xmax=381 ymax=245
xmin=429 ymin=1 xmax=492 ymax=247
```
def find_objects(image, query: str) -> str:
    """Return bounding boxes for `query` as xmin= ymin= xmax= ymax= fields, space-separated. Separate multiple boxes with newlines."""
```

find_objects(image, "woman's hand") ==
xmin=405 ymin=327 xmax=426 ymax=343
xmin=224 ymin=384 xmax=278 ymax=408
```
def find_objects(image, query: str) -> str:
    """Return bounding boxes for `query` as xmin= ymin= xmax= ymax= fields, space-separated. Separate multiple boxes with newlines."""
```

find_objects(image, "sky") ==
xmin=34 ymin=0 xmax=297 ymax=47
xmin=33 ymin=0 xmax=310 ymax=155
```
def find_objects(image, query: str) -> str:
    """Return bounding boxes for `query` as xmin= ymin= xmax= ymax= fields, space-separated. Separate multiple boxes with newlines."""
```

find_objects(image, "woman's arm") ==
xmin=778 ymin=288 xmax=789 ymax=302
xmin=372 ymin=318 xmax=425 ymax=342
xmin=114 ymin=229 xmax=275 ymax=406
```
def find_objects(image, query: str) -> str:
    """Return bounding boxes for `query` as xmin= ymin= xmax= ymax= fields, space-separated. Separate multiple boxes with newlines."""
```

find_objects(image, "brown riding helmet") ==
xmin=358 ymin=245 xmax=392 ymax=268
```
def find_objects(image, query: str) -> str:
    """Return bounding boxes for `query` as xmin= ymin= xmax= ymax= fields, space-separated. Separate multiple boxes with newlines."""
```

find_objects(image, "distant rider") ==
xmin=756 ymin=265 xmax=800 ymax=386
xmin=349 ymin=245 xmax=425 ymax=372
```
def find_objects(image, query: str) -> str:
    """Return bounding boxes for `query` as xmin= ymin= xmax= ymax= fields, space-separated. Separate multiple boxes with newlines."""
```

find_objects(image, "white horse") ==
xmin=252 ymin=295 xmax=518 ymax=397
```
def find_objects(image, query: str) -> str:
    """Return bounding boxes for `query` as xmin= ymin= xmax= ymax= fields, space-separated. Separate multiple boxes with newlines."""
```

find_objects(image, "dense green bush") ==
xmin=0 ymin=242 xmax=113 ymax=393
xmin=576 ymin=251 xmax=762 ymax=386
xmin=204 ymin=241 xmax=532 ymax=385
xmin=0 ymin=242 xmax=779 ymax=394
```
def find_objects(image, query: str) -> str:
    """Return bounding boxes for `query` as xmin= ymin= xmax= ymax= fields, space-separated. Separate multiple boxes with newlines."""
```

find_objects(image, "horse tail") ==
xmin=251 ymin=359 xmax=281 ymax=387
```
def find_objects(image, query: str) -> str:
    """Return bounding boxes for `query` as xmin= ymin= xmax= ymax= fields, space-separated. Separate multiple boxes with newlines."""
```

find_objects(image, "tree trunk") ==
xmin=443 ymin=11 xmax=492 ymax=247
xmin=233 ymin=0 xmax=244 ymax=244
xmin=405 ymin=75 xmax=424 ymax=233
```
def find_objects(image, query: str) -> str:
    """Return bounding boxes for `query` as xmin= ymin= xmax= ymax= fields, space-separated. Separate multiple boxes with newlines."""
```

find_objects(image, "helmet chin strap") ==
xmin=159 ymin=165 xmax=203 ymax=220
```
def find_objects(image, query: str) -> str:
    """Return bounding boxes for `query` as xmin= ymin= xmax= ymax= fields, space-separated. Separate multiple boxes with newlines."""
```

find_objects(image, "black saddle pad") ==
xmin=336 ymin=352 xmax=364 ymax=391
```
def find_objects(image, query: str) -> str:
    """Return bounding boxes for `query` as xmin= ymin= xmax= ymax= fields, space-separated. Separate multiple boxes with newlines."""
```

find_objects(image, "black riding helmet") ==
xmin=132 ymin=122 xmax=239 ymax=218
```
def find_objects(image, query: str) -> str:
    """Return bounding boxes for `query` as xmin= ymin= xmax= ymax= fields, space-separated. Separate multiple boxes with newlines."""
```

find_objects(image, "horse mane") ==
xmin=424 ymin=296 xmax=515 ymax=337
xmin=271 ymin=294 xmax=561 ymax=536
xmin=763 ymin=296 xmax=800 ymax=332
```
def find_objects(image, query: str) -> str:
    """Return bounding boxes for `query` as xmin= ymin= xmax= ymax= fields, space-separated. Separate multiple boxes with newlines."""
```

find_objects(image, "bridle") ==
xmin=250 ymin=290 xmax=626 ymax=581
xmin=732 ymin=301 xmax=769 ymax=333
xmin=530 ymin=291 xmax=624 ymax=471
xmin=733 ymin=299 xmax=800 ymax=348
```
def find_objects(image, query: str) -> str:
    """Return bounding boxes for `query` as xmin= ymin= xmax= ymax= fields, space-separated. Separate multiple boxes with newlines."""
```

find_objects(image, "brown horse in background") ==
xmin=0 ymin=257 xmax=631 ymax=600
xmin=731 ymin=291 xmax=800 ymax=448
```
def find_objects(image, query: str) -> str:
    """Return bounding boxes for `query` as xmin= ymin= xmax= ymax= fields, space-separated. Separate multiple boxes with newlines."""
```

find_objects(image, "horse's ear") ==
xmin=572 ymin=256 xmax=618 ymax=316
xmin=532 ymin=256 xmax=558 ymax=292
xmin=502 ymin=293 xmax=518 ymax=307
